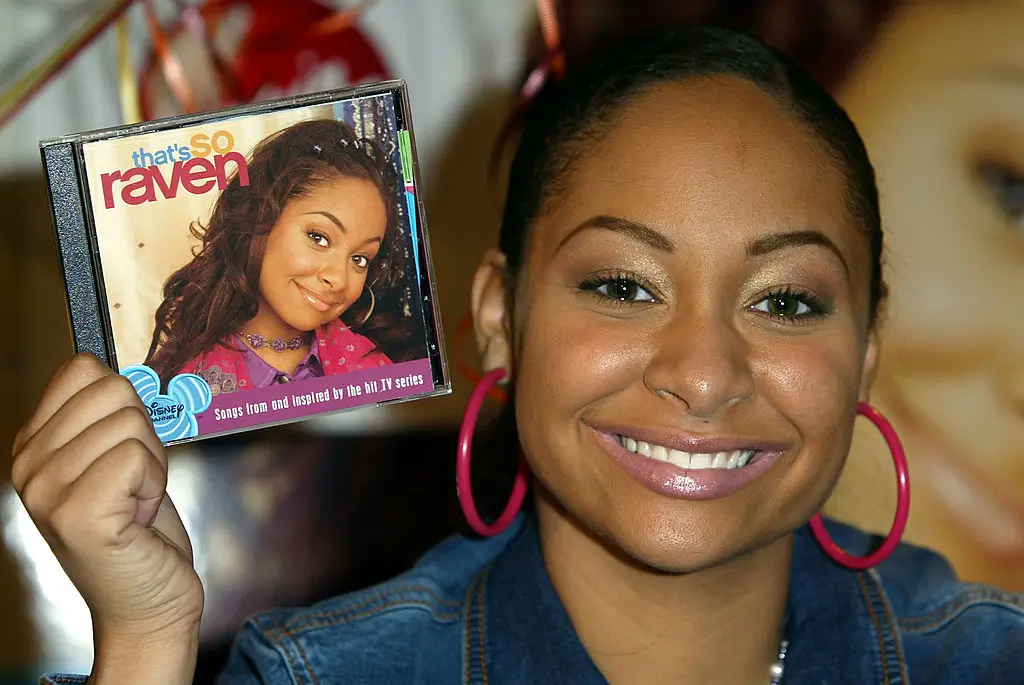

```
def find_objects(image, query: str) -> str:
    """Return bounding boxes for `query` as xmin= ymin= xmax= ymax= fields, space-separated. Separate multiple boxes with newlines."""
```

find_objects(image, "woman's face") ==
xmin=476 ymin=78 xmax=878 ymax=571
xmin=831 ymin=1 xmax=1024 ymax=588
xmin=258 ymin=175 xmax=387 ymax=334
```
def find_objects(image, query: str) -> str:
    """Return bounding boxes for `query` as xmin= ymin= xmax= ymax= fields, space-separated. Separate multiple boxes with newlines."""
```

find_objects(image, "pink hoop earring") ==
xmin=457 ymin=368 xmax=530 ymax=536
xmin=809 ymin=402 xmax=910 ymax=570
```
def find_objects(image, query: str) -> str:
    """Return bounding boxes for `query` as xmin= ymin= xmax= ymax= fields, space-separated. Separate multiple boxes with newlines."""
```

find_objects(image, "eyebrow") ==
xmin=555 ymin=215 xmax=675 ymax=253
xmin=746 ymin=229 xmax=849 ymax=274
xmin=557 ymin=215 xmax=848 ymax=272
xmin=304 ymin=211 xmax=382 ymax=246
xmin=305 ymin=211 xmax=346 ymax=232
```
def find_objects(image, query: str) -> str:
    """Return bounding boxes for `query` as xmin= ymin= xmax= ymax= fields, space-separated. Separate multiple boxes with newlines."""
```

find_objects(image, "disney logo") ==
xmin=120 ymin=364 xmax=214 ymax=444
xmin=147 ymin=400 xmax=185 ymax=422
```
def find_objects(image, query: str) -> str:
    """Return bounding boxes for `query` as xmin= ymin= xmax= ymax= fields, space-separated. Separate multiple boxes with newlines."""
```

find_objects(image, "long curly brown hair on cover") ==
xmin=144 ymin=118 xmax=418 ymax=387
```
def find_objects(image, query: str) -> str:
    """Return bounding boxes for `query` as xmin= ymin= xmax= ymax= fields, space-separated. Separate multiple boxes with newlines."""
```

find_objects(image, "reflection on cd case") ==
xmin=41 ymin=81 xmax=450 ymax=446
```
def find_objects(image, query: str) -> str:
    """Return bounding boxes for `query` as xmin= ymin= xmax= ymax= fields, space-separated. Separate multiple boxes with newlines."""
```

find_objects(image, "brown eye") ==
xmin=591 ymin=278 xmax=654 ymax=302
xmin=765 ymin=294 xmax=803 ymax=317
xmin=606 ymin=280 xmax=639 ymax=300
xmin=750 ymin=288 xmax=828 ymax=324
xmin=977 ymin=163 xmax=1024 ymax=232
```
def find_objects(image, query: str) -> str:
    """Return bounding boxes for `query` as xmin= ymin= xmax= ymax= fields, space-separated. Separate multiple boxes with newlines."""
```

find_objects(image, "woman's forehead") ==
xmin=530 ymin=79 xmax=866 ymax=273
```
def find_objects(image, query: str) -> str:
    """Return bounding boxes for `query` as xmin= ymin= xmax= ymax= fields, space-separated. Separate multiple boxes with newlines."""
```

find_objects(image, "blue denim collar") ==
xmin=784 ymin=522 xmax=897 ymax=682
xmin=476 ymin=514 xmax=605 ymax=683
xmin=475 ymin=514 xmax=900 ymax=683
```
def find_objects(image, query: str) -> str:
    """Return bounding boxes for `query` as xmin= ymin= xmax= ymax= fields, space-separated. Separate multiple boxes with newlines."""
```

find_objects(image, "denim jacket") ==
xmin=42 ymin=515 xmax=1024 ymax=684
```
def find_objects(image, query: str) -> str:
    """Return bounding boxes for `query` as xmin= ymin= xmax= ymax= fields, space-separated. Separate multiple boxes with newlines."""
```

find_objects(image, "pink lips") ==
xmin=295 ymin=282 xmax=338 ymax=313
xmin=590 ymin=427 xmax=788 ymax=501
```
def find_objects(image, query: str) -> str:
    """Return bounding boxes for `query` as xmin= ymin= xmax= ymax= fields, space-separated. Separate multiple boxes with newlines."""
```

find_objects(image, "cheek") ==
xmin=262 ymin=234 xmax=318 ymax=283
xmin=754 ymin=331 xmax=863 ymax=472
xmin=514 ymin=294 xmax=652 ymax=486
xmin=350 ymin=262 xmax=370 ymax=287
xmin=517 ymin=300 xmax=642 ymax=420
xmin=757 ymin=333 xmax=859 ymax=410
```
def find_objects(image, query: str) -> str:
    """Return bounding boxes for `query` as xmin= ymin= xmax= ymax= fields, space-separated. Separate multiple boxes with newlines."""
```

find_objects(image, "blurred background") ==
xmin=0 ymin=1 xmax=1021 ymax=682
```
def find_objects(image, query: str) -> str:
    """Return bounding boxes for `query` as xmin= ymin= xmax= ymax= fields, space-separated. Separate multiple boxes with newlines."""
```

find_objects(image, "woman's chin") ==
xmin=620 ymin=543 xmax=728 ymax=575
xmin=281 ymin=316 xmax=326 ymax=332
xmin=611 ymin=532 xmax=765 ymax=575
xmin=586 ymin=509 xmax=783 ymax=576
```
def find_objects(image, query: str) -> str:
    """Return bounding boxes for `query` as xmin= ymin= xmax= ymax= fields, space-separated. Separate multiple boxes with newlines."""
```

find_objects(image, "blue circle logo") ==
xmin=120 ymin=364 xmax=212 ymax=443
xmin=168 ymin=373 xmax=213 ymax=414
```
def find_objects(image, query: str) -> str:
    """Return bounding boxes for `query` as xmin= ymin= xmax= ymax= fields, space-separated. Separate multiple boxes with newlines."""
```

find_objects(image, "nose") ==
xmin=643 ymin=306 xmax=756 ymax=421
xmin=318 ymin=257 xmax=349 ymax=294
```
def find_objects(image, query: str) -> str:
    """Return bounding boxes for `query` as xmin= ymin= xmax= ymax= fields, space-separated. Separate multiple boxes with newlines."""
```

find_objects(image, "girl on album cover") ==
xmin=143 ymin=117 xmax=419 ymax=395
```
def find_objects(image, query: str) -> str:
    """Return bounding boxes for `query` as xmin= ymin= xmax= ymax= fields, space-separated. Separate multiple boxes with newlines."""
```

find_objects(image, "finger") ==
xmin=51 ymin=438 xmax=168 ymax=552
xmin=17 ymin=406 xmax=166 ymax=511
xmin=14 ymin=374 xmax=150 ymax=488
xmin=149 ymin=494 xmax=193 ymax=563
xmin=13 ymin=354 xmax=112 ymax=455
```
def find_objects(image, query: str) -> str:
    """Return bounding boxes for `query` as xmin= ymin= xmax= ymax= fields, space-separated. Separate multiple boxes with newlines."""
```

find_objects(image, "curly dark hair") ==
xmin=144 ymin=117 xmax=419 ymax=386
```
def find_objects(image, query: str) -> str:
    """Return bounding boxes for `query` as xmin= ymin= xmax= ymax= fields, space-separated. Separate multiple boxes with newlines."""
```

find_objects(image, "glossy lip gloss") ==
xmin=588 ymin=424 xmax=789 ymax=501
xmin=294 ymin=281 xmax=335 ymax=313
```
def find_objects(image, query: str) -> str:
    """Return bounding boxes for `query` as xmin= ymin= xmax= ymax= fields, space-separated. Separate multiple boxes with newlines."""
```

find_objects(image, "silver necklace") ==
xmin=768 ymin=639 xmax=789 ymax=684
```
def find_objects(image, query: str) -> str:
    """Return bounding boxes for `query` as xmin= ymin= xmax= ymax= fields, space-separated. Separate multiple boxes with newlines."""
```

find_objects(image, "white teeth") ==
xmin=690 ymin=453 xmax=713 ymax=469
xmin=668 ymin=449 xmax=689 ymax=468
xmin=617 ymin=436 xmax=755 ymax=470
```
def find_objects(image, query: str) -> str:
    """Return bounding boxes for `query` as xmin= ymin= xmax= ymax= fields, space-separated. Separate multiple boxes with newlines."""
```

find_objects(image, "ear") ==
xmin=858 ymin=328 xmax=880 ymax=403
xmin=470 ymin=247 xmax=514 ymax=382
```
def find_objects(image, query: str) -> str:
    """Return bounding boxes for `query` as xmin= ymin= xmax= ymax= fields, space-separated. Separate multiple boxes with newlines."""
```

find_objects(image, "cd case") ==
xmin=40 ymin=81 xmax=450 ymax=446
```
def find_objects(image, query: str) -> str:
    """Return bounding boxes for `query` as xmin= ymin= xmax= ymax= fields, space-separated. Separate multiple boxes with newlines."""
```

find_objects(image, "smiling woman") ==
xmin=143 ymin=118 xmax=410 ymax=394
xmin=487 ymin=66 xmax=877 ymax=579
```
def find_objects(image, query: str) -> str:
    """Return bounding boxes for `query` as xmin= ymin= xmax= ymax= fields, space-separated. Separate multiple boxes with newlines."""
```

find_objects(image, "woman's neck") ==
xmin=244 ymin=307 xmax=305 ymax=343
xmin=535 ymin=489 xmax=791 ymax=685
xmin=241 ymin=308 xmax=314 ymax=374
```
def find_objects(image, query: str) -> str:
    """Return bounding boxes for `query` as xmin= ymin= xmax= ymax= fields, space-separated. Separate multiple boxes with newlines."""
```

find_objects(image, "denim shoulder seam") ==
xmin=897 ymin=586 xmax=1024 ymax=634
xmin=251 ymin=581 xmax=464 ymax=647
xmin=273 ymin=582 xmax=463 ymax=639
xmin=859 ymin=569 xmax=911 ymax=684
xmin=251 ymin=613 xmax=311 ymax=685
xmin=241 ymin=581 xmax=467 ymax=684
xmin=462 ymin=562 xmax=495 ymax=685
xmin=241 ymin=613 xmax=306 ymax=685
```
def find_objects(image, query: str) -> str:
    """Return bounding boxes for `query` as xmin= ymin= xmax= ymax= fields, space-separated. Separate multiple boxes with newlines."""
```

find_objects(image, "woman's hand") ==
xmin=11 ymin=353 xmax=203 ymax=684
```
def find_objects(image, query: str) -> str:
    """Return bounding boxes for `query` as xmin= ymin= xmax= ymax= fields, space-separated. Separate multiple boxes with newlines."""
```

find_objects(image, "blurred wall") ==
xmin=0 ymin=178 xmax=69 ymax=679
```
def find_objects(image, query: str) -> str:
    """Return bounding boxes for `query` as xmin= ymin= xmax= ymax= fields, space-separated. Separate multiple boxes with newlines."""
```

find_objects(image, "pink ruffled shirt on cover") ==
xmin=180 ymin=319 xmax=391 ymax=395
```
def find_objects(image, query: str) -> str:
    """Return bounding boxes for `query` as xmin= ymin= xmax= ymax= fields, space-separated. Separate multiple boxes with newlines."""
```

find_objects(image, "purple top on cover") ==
xmin=236 ymin=337 xmax=326 ymax=389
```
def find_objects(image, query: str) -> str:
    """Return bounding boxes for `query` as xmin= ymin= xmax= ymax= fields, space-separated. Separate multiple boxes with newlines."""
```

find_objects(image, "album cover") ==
xmin=41 ymin=82 xmax=449 ymax=445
